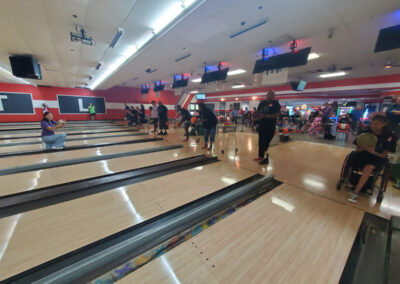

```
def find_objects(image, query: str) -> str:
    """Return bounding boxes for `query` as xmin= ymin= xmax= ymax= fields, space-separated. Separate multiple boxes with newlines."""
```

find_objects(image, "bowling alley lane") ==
xmin=0 ymin=140 xmax=173 ymax=169
xmin=0 ymin=131 xmax=137 ymax=144
xmin=0 ymin=135 xmax=147 ymax=153
xmin=0 ymin=126 xmax=128 ymax=138
xmin=118 ymin=183 xmax=364 ymax=284
xmin=0 ymin=162 xmax=254 ymax=280
xmin=0 ymin=147 xmax=199 ymax=196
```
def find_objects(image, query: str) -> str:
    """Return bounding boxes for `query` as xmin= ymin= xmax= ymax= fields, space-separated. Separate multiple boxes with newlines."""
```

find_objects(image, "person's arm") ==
xmin=266 ymin=112 xmax=280 ymax=119
xmin=365 ymin=147 xmax=389 ymax=158
xmin=46 ymin=121 xmax=63 ymax=131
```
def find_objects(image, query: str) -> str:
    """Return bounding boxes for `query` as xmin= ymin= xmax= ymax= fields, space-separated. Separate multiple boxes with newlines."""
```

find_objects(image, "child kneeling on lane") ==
xmin=41 ymin=111 xmax=67 ymax=150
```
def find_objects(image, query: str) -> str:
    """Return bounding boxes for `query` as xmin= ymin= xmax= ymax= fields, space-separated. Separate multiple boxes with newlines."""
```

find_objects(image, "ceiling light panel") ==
xmin=319 ymin=71 xmax=346 ymax=78
xmin=88 ymin=0 xmax=204 ymax=90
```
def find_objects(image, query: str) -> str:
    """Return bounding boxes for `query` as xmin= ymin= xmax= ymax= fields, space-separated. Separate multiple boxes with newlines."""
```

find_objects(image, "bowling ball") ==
xmin=357 ymin=133 xmax=378 ymax=148
xmin=177 ymin=122 xmax=181 ymax=127
xmin=282 ymin=128 xmax=289 ymax=133
xmin=190 ymin=117 xmax=197 ymax=124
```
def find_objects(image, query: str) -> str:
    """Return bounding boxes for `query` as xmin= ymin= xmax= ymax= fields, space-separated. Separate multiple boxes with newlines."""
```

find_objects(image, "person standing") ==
xmin=177 ymin=105 xmax=193 ymax=141
xmin=41 ymin=111 xmax=67 ymax=150
xmin=88 ymin=103 xmax=96 ymax=120
xmin=350 ymin=106 xmax=364 ymax=134
xmin=129 ymin=106 xmax=138 ymax=127
xmin=385 ymin=96 xmax=400 ymax=137
xmin=139 ymin=104 xmax=146 ymax=128
xmin=158 ymin=101 xmax=168 ymax=135
xmin=42 ymin=103 xmax=49 ymax=113
xmin=150 ymin=101 xmax=159 ymax=133
xmin=253 ymin=91 xmax=281 ymax=165
xmin=198 ymin=103 xmax=218 ymax=150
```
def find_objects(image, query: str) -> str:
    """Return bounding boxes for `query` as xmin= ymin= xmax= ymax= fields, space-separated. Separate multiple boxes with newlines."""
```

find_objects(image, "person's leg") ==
xmin=53 ymin=134 xmax=67 ymax=149
xmin=203 ymin=128 xmax=210 ymax=148
xmin=153 ymin=118 xmax=158 ymax=132
xmin=263 ymin=126 xmax=276 ymax=153
xmin=259 ymin=126 xmax=275 ymax=164
xmin=208 ymin=126 xmax=217 ymax=149
xmin=348 ymin=164 xmax=375 ymax=203
xmin=42 ymin=136 xmax=54 ymax=150
xmin=184 ymin=122 xmax=190 ymax=140
xmin=257 ymin=131 xmax=267 ymax=159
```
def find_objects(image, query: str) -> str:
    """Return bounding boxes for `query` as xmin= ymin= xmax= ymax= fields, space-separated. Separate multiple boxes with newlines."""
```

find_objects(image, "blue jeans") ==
xmin=204 ymin=126 xmax=216 ymax=144
xmin=42 ymin=134 xmax=66 ymax=149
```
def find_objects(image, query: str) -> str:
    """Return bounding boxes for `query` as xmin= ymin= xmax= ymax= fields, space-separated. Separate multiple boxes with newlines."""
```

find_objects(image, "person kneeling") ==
xmin=41 ymin=112 xmax=67 ymax=150
xmin=347 ymin=115 xmax=397 ymax=203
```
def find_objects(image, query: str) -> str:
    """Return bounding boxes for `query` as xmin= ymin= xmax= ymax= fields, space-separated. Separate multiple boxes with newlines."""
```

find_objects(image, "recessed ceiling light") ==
xmin=190 ymin=90 xmax=198 ymax=93
xmin=221 ymin=98 xmax=225 ymax=101
xmin=308 ymin=53 xmax=320 ymax=60
xmin=235 ymin=98 xmax=238 ymax=100
xmin=252 ymin=96 xmax=257 ymax=100
xmin=228 ymin=69 xmax=246 ymax=76
xmin=192 ymin=78 xmax=201 ymax=83
xmin=232 ymin=84 xmax=245 ymax=89
xmin=319 ymin=71 xmax=346 ymax=78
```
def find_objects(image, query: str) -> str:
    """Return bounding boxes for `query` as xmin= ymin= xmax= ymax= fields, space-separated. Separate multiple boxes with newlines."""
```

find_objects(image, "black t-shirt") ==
xmin=158 ymin=105 xmax=168 ymax=120
xmin=130 ymin=109 xmax=138 ymax=119
xmin=200 ymin=108 xmax=218 ymax=129
xmin=256 ymin=100 xmax=281 ymax=124
xmin=179 ymin=108 xmax=191 ymax=122
xmin=139 ymin=107 xmax=145 ymax=118
xmin=353 ymin=128 xmax=397 ymax=153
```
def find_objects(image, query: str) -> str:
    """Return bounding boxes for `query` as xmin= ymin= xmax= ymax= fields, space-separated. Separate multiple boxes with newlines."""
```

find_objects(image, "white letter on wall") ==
xmin=0 ymin=95 xmax=8 ymax=111
xmin=78 ymin=98 xmax=88 ymax=112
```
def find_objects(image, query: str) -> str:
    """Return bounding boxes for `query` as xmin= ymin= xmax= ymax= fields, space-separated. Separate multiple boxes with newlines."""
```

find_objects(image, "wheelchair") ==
xmin=336 ymin=152 xmax=391 ymax=203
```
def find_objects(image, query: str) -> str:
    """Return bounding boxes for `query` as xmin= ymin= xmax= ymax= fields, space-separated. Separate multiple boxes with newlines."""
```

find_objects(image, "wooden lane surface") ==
xmin=0 ymin=127 xmax=128 ymax=138
xmin=0 ymin=147 xmax=198 ymax=196
xmin=0 ymin=140 xmax=171 ymax=169
xmin=119 ymin=183 xmax=364 ymax=284
xmin=0 ymin=135 xmax=150 ymax=153
xmin=0 ymin=163 xmax=254 ymax=280
xmin=0 ymin=131 xmax=139 ymax=145
xmin=207 ymin=132 xmax=400 ymax=220
xmin=0 ymin=123 xmax=120 ymax=131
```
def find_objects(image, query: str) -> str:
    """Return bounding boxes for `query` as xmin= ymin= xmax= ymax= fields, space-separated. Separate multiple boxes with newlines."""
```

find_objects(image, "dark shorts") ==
xmin=348 ymin=151 xmax=385 ymax=170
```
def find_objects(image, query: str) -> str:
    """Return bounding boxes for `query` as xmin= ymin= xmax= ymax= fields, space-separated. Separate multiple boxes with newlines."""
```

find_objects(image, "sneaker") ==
xmin=51 ymin=146 xmax=64 ymax=150
xmin=158 ymin=132 xmax=163 ymax=135
xmin=254 ymin=157 xmax=263 ymax=161
xmin=164 ymin=132 xmax=168 ymax=135
xmin=347 ymin=192 xmax=358 ymax=203
xmin=201 ymin=145 xmax=208 ymax=149
xmin=259 ymin=154 xmax=269 ymax=165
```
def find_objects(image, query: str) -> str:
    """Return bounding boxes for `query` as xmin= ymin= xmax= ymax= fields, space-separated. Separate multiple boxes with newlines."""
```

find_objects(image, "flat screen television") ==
xmin=9 ymin=55 xmax=42 ymax=79
xmin=196 ymin=93 xmax=206 ymax=100
xmin=253 ymin=47 xmax=311 ymax=74
xmin=172 ymin=74 xmax=189 ymax=88
xmin=154 ymin=81 xmax=165 ymax=92
xmin=375 ymin=24 xmax=400 ymax=52
xmin=141 ymin=84 xmax=150 ymax=94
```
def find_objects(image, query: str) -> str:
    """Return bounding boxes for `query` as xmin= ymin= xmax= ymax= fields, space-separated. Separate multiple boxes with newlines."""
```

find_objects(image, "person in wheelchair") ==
xmin=347 ymin=115 xmax=397 ymax=203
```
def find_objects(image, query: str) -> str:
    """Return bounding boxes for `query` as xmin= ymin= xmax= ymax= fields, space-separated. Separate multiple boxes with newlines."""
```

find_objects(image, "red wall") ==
xmin=0 ymin=83 xmax=179 ymax=122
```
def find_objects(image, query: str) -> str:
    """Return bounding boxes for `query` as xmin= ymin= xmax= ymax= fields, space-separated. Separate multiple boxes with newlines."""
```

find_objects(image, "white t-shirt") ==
xmin=151 ymin=106 xmax=158 ymax=118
